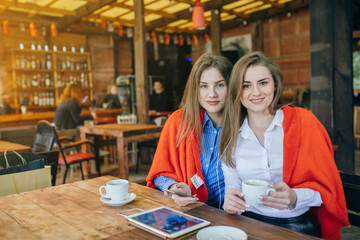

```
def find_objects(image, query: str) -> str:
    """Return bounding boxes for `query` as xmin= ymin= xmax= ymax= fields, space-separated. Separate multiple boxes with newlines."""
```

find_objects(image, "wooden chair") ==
xmin=35 ymin=120 xmax=101 ymax=184
xmin=117 ymin=114 xmax=138 ymax=166
xmin=135 ymin=116 xmax=167 ymax=173
xmin=354 ymin=106 xmax=360 ymax=149
xmin=32 ymin=120 xmax=56 ymax=152
xmin=340 ymin=172 xmax=360 ymax=226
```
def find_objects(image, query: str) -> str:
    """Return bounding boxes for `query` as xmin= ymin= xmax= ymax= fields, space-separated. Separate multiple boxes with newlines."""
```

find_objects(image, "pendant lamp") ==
xmin=192 ymin=0 xmax=205 ymax=30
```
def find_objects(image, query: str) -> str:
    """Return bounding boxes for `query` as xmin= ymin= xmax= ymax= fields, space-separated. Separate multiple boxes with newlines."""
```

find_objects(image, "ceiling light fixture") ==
xmin=192 ymin=0 xmax=205 ymax=30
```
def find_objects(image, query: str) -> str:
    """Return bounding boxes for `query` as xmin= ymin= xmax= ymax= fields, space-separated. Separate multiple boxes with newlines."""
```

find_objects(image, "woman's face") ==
xmin=240 ymin=65 xmax=275 ymax=115
xmin=110 ymin=86 xmax=117 ymax=95
xmin=198 ymin=67 xmax=227 ymax=120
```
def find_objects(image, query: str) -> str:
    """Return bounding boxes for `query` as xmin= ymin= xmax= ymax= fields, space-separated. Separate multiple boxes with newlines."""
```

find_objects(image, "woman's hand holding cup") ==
xmin=259 ymin=181 xmax=297 ymax=210
xmin=223 ymin=189 xmax=249 ymax=214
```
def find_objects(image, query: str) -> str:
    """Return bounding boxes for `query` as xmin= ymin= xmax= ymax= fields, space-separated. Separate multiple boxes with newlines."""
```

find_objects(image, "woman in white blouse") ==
xmin=218 ymin=52 xmax=348 ymax=239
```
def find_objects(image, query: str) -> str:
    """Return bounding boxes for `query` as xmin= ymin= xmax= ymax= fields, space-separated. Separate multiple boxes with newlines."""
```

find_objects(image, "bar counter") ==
xmin=0 ymin=108 xmax=128 ymax=128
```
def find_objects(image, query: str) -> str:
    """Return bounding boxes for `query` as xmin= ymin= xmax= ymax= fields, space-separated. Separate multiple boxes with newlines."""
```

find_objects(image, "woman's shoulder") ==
xmin=282 ymin=106 xmax=320 ymax=124
xmin=165 ymin=109 xmax=183 ymax=125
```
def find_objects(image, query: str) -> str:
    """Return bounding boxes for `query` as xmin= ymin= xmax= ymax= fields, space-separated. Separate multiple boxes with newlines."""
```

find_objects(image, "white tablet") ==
xmin=126 ymin=207 xmax=211 ymax=239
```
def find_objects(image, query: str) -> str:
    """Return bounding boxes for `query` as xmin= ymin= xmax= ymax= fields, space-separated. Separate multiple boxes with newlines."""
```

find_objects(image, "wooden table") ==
xmin=0 ymin=176 xmax=319 ymax=240
xmin=0 ymin=140 xmax=31 ymax=154
xmin=80 ymin=123 xmax=162 ymax=179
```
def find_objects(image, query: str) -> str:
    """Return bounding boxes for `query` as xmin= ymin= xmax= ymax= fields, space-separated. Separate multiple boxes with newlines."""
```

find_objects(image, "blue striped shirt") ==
xmin=154 ymin=112 xmax=225 ymax=208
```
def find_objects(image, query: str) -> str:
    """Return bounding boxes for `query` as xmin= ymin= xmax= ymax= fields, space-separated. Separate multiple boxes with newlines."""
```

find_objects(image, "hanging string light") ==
xmin=151 ymin=31 xmax=157 ymax=44
xmin=51 ymin=23 xmax=58 ymax=37
xmin=164 ymin=33 xmax=170 ymax=45
xmin=118 ymin=24 xmax=123 ymax=37
xmin=101 ymin=18 xmax=106 ymax=29
xmin=178 ymin=34 xmax=184 ymax=46
xmin=3 ymin=20 xmax=9 ymax=34
xmin=29 ymin=22 xmax=37 ymax=37
xmin=192 ymin=0 xmax=205 ymax=30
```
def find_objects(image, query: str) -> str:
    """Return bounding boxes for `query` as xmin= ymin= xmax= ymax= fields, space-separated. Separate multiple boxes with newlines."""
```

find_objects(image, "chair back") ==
xmin=32 ymin=120 xmax=56 ymax=152
xmin=153 ymin=116 xmax=167 ymax=126
xmin=117 ymin=114 xmax=137 ymax=124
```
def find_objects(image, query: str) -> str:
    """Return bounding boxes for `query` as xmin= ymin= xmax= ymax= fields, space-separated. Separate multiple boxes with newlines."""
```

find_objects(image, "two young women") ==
xmin=147 ymin=51 xmax=348 ymax=239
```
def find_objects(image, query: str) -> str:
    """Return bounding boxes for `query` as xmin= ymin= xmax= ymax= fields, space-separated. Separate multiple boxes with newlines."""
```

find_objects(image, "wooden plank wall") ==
xmin=222 ymin=7 xmax=311 ymax=92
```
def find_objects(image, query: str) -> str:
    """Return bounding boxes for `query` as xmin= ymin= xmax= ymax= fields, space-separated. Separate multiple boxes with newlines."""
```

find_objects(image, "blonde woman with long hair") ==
xmin=147 ymin=53 xmax=232 ymax=208
xmin=219 ymin=52 xmax=348 ymax=239
xmin=53 ymin=84 xmax=96 ymax=129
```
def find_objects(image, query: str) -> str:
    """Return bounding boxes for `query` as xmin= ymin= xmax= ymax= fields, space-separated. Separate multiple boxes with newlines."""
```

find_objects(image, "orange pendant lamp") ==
xmin=192 ymin=0 xmax=205 ymax=30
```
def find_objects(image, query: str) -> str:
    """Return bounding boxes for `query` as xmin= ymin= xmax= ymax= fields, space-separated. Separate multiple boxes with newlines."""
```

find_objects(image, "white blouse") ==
xmin=222 ymin=109 xmax=323 ymax=218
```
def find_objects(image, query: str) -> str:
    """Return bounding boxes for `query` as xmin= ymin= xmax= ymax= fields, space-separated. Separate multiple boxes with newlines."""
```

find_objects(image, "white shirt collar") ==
xmin=239 ymin=109 xmax=284 ymax=139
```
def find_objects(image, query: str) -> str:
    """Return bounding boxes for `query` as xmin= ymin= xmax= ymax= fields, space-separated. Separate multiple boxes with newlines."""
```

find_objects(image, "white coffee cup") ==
xmin=242 ymin=179 xmax=275 ymax=207
xmin=99 ymin=179 xmax=129 ymax=202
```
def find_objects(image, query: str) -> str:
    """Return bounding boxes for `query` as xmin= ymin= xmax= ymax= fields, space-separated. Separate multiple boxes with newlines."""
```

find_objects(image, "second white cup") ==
xmin=99 ymin=179 xmax=129 ymax=202
xmin=242 ymin=179 xmax=275 ymax=207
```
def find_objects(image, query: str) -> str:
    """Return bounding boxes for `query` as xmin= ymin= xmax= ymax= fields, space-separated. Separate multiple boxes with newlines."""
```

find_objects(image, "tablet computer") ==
xmin=126 ymin=207 xmax=210 ymax=239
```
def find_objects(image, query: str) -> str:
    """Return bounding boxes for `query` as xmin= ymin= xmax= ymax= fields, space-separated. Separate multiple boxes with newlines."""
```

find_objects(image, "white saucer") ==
xmin=100 ymin=193 xmax=136 ymax=206
xmin=197 ymin=226 xmax=247 ymax=240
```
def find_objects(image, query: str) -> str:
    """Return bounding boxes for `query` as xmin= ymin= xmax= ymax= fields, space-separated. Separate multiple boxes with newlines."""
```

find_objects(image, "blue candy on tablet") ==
xmin=126 ymin=207 xmax=210 ymax=239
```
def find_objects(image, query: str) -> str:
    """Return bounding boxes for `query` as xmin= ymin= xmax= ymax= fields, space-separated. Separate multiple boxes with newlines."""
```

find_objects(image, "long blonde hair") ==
xmin=58 ymin=84 xmax=83 ymax=106
xmin=219 ymin=52 xmax=283 ymax=166
xmin=176 ymin=53 xmax=233 ymax=147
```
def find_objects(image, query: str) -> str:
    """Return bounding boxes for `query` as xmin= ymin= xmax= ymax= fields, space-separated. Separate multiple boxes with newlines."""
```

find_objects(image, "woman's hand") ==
xmin=164 ymin=182 xmax=198 ymax=206
xmin=259 ymin=182 xmax=297 ymax=210
xmin=224 ymin=189 xmax=249 ymax=214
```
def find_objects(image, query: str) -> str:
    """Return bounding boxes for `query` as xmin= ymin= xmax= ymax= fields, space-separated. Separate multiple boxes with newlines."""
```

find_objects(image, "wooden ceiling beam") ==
xmin=0 ymin=10 xmax=57 ymax=26
xmin=262 ymin=0 xmax=284 ymax=9
xmin=0 ymin=1 xmax=76 ymax=16
xmin=56 ymin=0 xmax=117 ymax=30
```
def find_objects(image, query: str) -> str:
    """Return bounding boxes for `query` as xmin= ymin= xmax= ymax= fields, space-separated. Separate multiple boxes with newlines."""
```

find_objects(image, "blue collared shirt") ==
xmin=154 ymin=112 xmax=225 ymax=208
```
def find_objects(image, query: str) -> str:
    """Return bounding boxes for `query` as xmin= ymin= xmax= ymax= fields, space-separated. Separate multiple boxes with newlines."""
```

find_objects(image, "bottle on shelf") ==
xmin=32 ymin=75 xmax=38 ymax=88
xmin=80 ymin=45 xmax=84 ymax=53
xmin=26 ymin=55 xmax=31 ymax=69
xmin=66 ymin=56 xmax=71 ymax=70
xmin=53 ymin=43 xmax=58 ymax=52
xmin=57 ymin=58 xmax=62 ymax=70
xmin=19 ymin=42 xmax=24 ymax=50
xmin=31 ymin=55 xmax=36 ymax=69
xmin=33 ymin=92 xmax=39 ymax=106
xmin=71 ymin=44 xmax=76 ymax=53
xmin=21 ymin=73 xmax=27 ymax=88
xmin=50 ymin=92 xmax=54 ymax=105
xmin=31 ymin=41 xmax=36 ymax=51
xmin=46 ymin=54 xmax=52 ymax=70
xmin=20 ymin=55 xmax=26 ymax=69
xmin=15 ymin=55 xmax=20 ymax=69
xmin=17 ymin=76 xmax=21 ymax=88
xmin=44 ymin=42 xmax=49 ymax=51
xmin=80 ymin=73 xmax=85 ymax=87
xmin=37 ymin=42 xmax=42 ymax=51
xmin=45 ymin=73 xmax=51 ymax=88
xmin=41 ymin=55 xmax=46 ymax=69
xmin=62 ymin=44 xmax=67 ymax=52
xmin=61 ymin=57 xmax=66 ymax=70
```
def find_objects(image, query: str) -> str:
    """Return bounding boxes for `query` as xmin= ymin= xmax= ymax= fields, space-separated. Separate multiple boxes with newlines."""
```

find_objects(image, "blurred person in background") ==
xmin=102 ymin=84 xmax=121 ymax=109
xmin=53 ymin=84 xmax=96 ymax=129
